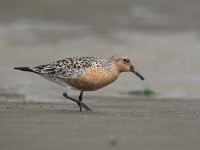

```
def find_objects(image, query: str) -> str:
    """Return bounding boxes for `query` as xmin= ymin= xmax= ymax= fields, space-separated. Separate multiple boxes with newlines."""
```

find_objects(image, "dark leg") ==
xmin=79 ymin=91 xmax=84 ymax=112
xmin=63 ymin=92 xmax=92 ymax=111
xmin=78 ymin=91 xmax=92 ymax=111
xmin=79 ymin=91 xmax=84 ymax=101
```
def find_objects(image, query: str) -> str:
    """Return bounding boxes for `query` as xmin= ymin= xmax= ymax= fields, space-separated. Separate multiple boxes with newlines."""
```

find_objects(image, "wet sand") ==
xmin=0 ymin=98 xmax=200 ymax=150
xmin=0 ymin=0 xmax=200 ymax=149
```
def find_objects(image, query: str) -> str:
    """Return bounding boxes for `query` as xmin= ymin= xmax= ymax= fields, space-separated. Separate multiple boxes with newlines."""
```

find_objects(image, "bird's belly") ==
xmin=62 ymin=67 xmax=119 ymax=91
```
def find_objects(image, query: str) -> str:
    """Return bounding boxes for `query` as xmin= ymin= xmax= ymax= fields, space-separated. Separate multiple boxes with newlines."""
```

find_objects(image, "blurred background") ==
xmin=0 ymin=0 xmax=200 ymax=102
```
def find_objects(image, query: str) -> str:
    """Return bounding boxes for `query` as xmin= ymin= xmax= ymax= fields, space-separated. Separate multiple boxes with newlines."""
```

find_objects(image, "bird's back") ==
xmin=32 ymin=56 xmax=111 ymax=77
xmin=27 ymin=56 xmax=114 ymax=88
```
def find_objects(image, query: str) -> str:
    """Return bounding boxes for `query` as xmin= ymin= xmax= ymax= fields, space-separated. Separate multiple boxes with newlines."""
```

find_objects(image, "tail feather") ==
xmin=14 ymin=67 xmax=34 ymax=72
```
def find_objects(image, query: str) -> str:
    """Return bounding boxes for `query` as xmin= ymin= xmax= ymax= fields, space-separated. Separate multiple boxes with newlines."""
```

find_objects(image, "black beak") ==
xmin=130 ymin=65 xmax=145 ymax=81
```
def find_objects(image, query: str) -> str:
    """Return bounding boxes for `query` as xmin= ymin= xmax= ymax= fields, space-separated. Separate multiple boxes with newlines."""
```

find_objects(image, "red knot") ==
xmin=14 ymin=53 xmax=144 ymax=111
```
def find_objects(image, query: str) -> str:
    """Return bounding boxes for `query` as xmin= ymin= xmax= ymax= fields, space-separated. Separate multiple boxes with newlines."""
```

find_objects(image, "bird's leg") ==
xmin=63 ymin=92 xmax=91 ymax=111
xmin=78 ymin=91 xmax=92 ymax=112
xmin=78 ymin=91 xmax=83 ymax=112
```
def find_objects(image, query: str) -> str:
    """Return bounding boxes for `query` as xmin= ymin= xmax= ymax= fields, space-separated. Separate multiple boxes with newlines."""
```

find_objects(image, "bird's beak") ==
xmin=130 ymin=65 xmax=145 ymax=81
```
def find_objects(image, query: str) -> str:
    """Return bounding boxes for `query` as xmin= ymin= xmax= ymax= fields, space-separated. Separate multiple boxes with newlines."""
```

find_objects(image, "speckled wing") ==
xmin=31 ymin=56 xmax=112 ymax=80
xmin=32 ymin=58 xmax=81 ymax=78
xmin=31 ymin=57 xmax=91 ymax=78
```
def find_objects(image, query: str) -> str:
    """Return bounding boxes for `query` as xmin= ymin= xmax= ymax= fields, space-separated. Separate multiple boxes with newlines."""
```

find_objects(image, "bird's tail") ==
xmin=14 ymin=67 xmax=34 ymax=72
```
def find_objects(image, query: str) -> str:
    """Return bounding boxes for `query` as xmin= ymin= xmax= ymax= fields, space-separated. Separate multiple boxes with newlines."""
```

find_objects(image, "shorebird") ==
xmin=14 ymin=53 xmax=144 ymax=111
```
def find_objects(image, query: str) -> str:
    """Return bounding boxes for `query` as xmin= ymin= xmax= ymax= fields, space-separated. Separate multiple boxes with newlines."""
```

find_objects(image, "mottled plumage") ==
xmin=14 ymin=53 xmax=145 ymax=112
xmin=32 ymin=56 xmax=112 ymax=78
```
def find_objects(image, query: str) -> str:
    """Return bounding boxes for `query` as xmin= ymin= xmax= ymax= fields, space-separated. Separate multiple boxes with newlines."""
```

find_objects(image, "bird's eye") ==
xmin=123 ymin=59 xmax=129 ymax=63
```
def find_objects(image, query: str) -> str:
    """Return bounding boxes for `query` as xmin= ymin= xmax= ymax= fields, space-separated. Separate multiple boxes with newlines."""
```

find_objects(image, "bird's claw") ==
xmin=78 ymin=102 xmax=92 ymax=111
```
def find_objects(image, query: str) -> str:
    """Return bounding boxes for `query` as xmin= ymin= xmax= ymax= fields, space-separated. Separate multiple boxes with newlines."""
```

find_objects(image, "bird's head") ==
xmin=110 ymin=53 xmax=145 ymax=81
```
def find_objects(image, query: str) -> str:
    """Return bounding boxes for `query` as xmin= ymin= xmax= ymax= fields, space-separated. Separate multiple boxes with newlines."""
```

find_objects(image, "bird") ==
xmin=14 ymin=53 xmax=145 ymax=111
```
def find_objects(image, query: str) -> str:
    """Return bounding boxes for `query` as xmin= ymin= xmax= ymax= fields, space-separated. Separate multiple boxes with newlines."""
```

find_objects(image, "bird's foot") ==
xmin=63 ymin=93 xmax=92 ymax=112
xmin=78 ymin=102 xmax=92 ymax=112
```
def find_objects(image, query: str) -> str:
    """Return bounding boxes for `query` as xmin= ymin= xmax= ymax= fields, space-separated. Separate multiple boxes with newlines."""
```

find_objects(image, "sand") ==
xmin=0 ymin=98 xmax=200 ymax=150
xmin=0 ymin=1 xmax=200 ymax=150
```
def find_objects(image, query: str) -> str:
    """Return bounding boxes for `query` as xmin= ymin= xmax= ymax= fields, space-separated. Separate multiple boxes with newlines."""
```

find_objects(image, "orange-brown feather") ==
xmin=60 ymin=65 xmax=119 ymax=91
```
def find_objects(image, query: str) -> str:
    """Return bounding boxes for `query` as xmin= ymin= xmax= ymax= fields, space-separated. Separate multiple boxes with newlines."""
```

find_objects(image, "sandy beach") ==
xmin=1 ymin=98 xmax=200 ymax=150
xmin=0 ymin=0 xmax=200 ymax=150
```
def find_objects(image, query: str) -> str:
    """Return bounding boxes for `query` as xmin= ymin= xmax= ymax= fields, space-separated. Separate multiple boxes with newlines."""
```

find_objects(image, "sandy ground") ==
xmin=0 ymin=1 xmax=200 ymax=150
xmin=0 ymin=98 xmax=200 ymax=150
